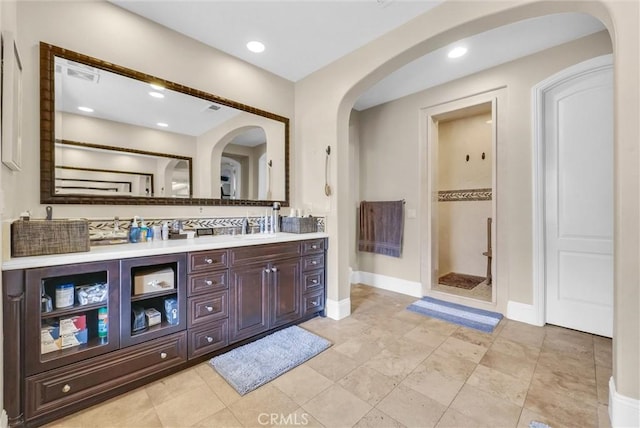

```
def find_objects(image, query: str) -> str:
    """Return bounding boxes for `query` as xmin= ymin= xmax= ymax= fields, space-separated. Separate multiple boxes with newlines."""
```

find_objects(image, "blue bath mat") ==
xmin=407 ymin=296 xmax=503 ymax=333
xmin=209 ymin=325 xmax=331 ymax=395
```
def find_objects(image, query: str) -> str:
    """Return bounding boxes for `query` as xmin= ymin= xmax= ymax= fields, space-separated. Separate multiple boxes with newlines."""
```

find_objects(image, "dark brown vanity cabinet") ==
xmin=228 ymin=241 xmax=311 ymax=342
xmin=186 ymin=249 xmax=230 ymax=359
xmin=3 ymin=237 xmax=326 ymax=427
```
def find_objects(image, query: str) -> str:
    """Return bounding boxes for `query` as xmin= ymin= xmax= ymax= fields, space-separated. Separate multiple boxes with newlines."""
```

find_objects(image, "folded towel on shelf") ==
xmin=358 ymin=200 xmax=404 ymax=257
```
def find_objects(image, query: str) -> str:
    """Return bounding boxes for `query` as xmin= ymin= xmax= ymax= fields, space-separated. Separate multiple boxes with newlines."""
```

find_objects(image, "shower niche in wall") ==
xmin=425 ymin=97 xmax=499 ymax=304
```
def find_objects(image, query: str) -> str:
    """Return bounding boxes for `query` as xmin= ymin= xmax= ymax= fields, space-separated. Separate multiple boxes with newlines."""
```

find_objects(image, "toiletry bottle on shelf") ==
xmin=129 ymin=217 xmax=140 ymax=243
xmin=162 ymin=222 xmax=169 ymax=240
xmin=98 ymin=307 xmax=108 ymax=344
xmin=146 ymin=222 xmax=154 ymax=241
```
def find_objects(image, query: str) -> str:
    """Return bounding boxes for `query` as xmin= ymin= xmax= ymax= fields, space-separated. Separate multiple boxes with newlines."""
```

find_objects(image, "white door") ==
xmin=544 ymin=56 xmax=613 ymax=337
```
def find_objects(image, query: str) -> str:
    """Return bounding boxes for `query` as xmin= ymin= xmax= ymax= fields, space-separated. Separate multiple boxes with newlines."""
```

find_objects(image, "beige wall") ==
xmin=296 ymin=0 xmax=638 ymax=402
xmin=6 ymin=0 xmax=294 ymax=221
xmin=355 ymin=31 xmax=612 ymax=302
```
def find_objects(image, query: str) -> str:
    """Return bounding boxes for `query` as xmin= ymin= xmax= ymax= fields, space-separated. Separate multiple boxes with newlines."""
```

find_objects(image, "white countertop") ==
xmin=2 ymin=232 xmax=328 ymax=271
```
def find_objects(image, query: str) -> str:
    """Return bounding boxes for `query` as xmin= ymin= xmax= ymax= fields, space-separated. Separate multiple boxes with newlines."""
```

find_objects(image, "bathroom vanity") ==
xmin=2 ymin=233 xmax=327 ymax=427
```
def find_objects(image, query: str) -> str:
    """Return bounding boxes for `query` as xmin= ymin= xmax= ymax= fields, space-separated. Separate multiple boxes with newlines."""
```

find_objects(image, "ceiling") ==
xmin=110 ymin=1 xmax=606 ymax=111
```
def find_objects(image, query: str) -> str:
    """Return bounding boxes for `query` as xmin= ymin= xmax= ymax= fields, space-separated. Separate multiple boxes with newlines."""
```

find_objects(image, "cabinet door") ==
xmin=120 ymin=254 xmax=187 ymax=347
xmin=229 ymin=264 xmax=269 ymax=343
xmin=270 ymin=258 xmax=302 ymax=328
xmin=24 ymin=261 xmax=120 ymax=376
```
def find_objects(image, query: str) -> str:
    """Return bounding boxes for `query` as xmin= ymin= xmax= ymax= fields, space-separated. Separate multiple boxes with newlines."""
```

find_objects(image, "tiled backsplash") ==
xmin=89 ymin=216 xmax=325 ymax=238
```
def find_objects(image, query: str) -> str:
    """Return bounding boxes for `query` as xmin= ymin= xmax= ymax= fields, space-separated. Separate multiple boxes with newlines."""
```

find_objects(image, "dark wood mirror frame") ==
xmin=40 ymin=42 xmax=290 ymax=206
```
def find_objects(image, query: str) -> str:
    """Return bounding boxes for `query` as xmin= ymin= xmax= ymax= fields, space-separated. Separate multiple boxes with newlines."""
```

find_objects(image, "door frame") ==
xmin=531 ymin=54 xmax=614 ymax=327
xmin=420 ymin=87 xmax=506 ymax=311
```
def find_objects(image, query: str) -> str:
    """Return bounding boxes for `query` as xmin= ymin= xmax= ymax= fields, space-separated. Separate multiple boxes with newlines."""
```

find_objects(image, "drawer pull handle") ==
xmin=205 ymin=305 xmax=214 ymax=312
xmin=311 ymin=260 xmax=318 ymax=265
xmin=62 ymin=384 xmax=71 ymax=393
xmin=311 ymin=245 xmax=318 ymax=249
xmin=205 ymin=258 xmax=214 ymax=264
xmin=160 ymin=352 xmax=167 ymax=359
xmin=271 ymin=267 xmax=277 ymax=273
xmin=265 ymin=268 xmax=271 ymax=273
xmin=206 ymin=336 xmax=214 ymax=343
xmin=312 ymin=279 xmax=319 ymax=284
xmin=205 ymin=279 xmax=213 ymax=286
xmin=311 ymin=301 xmax=319 ymax=306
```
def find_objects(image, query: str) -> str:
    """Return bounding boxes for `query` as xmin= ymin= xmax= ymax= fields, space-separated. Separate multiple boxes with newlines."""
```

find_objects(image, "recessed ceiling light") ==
xmin=149 ymin=83 xmax=165 ymax=91
xmin=157 ymin=122 xmax=169 ymax=128
xmin=149 ymin=91 xmax=165 ymax=99
xmin=447 ymin=46 xmax=468 ymax=59
xmin=78 ymin=106 xmax=94 ymax=113
xmin=246 ymin=41 xmax=265 ymax=53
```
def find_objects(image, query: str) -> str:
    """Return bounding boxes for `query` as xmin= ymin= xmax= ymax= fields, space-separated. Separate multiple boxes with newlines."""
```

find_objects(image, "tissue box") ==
xmin=145 ymin=308 xmax=161 ymax=327
xmin=281 ymin=217 xmax=318 ymax=234
xmin=41 ymin=324 xmax=60 ymax=354
xmin=11 ymin=219 xmax=90 ymax=257
xmin=59 ymin=315 xmax=86 ymax=334
xmin=134 ymin=267 xmax=175 ymax=295
xmin=60 ymin=329 xmax=88 ymax=349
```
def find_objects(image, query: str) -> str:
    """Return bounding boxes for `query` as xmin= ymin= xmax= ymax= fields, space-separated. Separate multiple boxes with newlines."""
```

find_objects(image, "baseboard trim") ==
xmin=351 ymin=270 xmax=422 ymax=298
xmin=506 ymin=300 xmax=543 ymax=326
xmin=1 ymin=409 xmax=7 ymax=428
xmin=609 ymin=377 xmax=640 ymax=427
xmin=325 ymin=298 xmax=351 ymax=320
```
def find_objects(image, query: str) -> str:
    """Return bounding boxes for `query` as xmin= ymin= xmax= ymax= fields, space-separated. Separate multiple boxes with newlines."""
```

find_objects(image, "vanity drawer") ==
xmin=188 ymin=319 xmax=229 ymax=359
xmin=229 ymin=241 xmax=300 ymax=266
xmin=188 ymin=291 xmax=229 ymax=327
xmin=301 ymin=239 xmax=325 ymax=255
xmin=303 ymin=269 xmax=324 ymax=293
xmin=25 ymin=332 xmax=187 ymax=420
xmin=303 ymin=289 xmax=325 ymax=316
xmin=302 ymin=254 xmax=324 ymax=271
xmin=188 ymin=270 xmax=228 ymax=296
xmin=188 ymin=250 xmax=228 ymax=273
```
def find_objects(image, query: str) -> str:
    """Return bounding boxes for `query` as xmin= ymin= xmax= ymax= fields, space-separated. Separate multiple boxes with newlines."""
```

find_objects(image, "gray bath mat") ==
xmin=209 ymin=325 xmax=331 ymax=395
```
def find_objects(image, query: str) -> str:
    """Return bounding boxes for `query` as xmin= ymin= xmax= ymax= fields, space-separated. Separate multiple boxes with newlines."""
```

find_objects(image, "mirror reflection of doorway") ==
xmin=431 ymin=103 xmax=494 ymax=302
xmin=221 ymin=156 xmax=241 ymax=199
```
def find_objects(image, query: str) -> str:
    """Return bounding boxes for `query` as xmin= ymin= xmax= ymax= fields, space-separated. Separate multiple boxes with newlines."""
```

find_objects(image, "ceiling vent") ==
xmin=63 ymin=60 xmax=101 ymax=83
xmin=207 ymin=103 xmax=222 ymax=111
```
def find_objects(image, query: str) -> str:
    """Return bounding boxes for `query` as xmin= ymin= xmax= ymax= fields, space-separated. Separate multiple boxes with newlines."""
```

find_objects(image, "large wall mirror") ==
xmin=40 ymin=42 xmax=289 ymax=206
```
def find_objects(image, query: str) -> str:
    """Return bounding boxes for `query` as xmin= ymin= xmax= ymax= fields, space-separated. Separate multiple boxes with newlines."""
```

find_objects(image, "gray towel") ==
xmin=358 ymin=200 xmax=404 ymax=257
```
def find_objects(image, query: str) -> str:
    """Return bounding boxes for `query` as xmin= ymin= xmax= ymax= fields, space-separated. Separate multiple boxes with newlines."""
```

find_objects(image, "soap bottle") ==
xmin=162 ymin=222 xmax=169 ymax=240
xmin=139 ymin=218 xmax=148 ymax=242
xmin=146 ymin=222 xmax=154 ymax=241
xmin=129 ymin=217 xmax=140 ymax=243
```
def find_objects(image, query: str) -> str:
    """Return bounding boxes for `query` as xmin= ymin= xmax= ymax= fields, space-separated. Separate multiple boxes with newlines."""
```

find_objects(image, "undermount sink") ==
xmin=235 ymin=233 xmax=275 ymax=240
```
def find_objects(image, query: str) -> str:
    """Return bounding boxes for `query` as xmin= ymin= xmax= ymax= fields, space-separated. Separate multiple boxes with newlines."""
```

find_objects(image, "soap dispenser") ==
xmin=129 ymin=217 xmax=140 ymax=243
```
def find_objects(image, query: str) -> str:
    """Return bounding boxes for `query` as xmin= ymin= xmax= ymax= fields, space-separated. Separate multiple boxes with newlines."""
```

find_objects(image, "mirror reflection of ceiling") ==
xmin=110 ymin=1 xmax=605 ymax=110
xmin=56 ymin=57 xmax=260 ymax=145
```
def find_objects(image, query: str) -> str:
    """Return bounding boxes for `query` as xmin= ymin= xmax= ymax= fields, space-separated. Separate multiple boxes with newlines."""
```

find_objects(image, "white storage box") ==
xmin=134 ymin=267 xmax=175 ymax=295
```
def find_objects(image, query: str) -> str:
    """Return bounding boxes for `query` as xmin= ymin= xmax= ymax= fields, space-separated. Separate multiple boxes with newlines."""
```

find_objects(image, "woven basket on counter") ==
xmin=11 ymin=219 xmax=90 ymax=257
xmin=280 ymin=216 xmax=318 ymax=234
